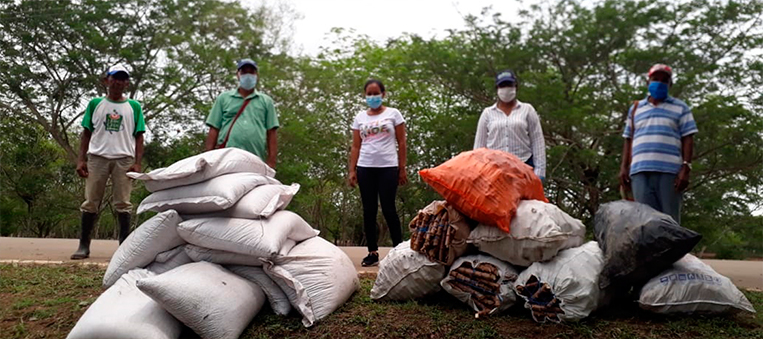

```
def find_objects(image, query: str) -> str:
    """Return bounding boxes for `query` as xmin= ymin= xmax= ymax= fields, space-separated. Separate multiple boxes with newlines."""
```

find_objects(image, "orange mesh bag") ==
xmin=419 ymin=148 xmax=548 ymax=233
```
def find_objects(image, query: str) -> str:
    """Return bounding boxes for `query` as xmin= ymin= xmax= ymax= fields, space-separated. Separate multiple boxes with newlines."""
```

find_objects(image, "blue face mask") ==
xmin=366 ymin=95 xmax=383 ymax=109
xmin=239 ymin=74 xmax=257 ymax=90
xmin=648 ymin=81 xmax=669 ymax=100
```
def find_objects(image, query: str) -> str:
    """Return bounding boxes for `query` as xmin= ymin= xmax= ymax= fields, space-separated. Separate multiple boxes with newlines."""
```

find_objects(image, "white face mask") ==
xmin=497 ymin=87 xmax=516 ymax=103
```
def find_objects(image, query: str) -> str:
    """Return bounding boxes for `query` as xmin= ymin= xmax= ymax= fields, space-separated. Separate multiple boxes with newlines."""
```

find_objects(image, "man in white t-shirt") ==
xmin=71 ymin=65 xmax=146 ymax=259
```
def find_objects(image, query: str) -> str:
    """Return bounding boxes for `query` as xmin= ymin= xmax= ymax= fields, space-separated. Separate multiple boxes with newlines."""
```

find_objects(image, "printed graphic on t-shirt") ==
xmin=104 ymin=110 xmax=123 ymax=133
xmin=359 ymin=119 xmax=392 ymax=141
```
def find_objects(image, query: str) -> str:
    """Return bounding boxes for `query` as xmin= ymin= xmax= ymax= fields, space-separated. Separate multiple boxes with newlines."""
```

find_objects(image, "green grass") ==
xmin=1 ymin=264 xmax=762 ymax=339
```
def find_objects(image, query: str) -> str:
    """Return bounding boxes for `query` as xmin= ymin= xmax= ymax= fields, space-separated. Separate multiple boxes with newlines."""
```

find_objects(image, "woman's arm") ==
xmin=474 ymin=109 xmax=489 ymax=149
xmin=348 ymin=129 xmax=362 ymax=187
xmin=527 ymin=108 xmax=547 ymax=180
xmin=395 ymin=123 xmax=408 ymax=185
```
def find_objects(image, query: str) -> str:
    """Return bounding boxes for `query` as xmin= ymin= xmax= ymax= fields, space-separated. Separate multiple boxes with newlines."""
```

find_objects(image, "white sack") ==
xmin=440 ymin=254 xmax=519 ymax=315
xmin=146 ymin=245 xmax=193 ymax=275
xmin=184 ymin=244 xmax=263 ymax=266
xmin=127 ymin=148 xmax=275 ymax=192
xmin=67 ymin=269 xmax=182 ymax=339
xmin=137 ymin=173 xmax=277 ymax=214
xmin=178 ymin=211 xmax=318 ymax=258
xmin=228 ymin=265 xmax=292 ymax=316
xmin=639 ymin=254 xmax=755 ymax=315
xmin=370 ymin=240 xmax=446 ymax=301
xmin=514 ymin=241 xmax=606 ymax=323
xmin=468 ymin=200 xmax=586 ymax=267
xmin=103 ymin=210 xmax=184 ymax=287
xmin=263 ymin=237 xmax=359 ymax=327
xmin=137 ymin=262 xmax=266 ymax=339
xmin=186 ymin=184 xmax=300 ymax=219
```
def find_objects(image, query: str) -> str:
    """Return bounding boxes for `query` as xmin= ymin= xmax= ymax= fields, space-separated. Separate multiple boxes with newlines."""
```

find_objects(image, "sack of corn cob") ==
xmin=440 ymin=255 xmax=519 ymax=318
xmin=513 ymin=242 xmax=609 ymax=323
xmin=409 ymin=201 xmax=473 ymax=266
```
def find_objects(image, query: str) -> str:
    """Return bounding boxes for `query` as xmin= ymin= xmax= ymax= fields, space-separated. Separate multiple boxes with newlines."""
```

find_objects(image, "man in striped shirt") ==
xmin=620 ymin=64 xmax=698 ymax=224
xmin=474 ymin=70 xmax=546 ymax=181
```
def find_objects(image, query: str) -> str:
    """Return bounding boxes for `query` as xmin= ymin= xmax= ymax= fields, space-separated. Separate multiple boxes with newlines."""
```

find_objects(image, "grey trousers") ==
xmin=631 ymin=172 xmax=683 ymax=224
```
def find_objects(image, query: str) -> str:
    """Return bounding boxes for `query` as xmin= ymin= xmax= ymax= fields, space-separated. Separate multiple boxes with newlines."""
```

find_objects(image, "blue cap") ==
xmin=237 ymin=58 xmax=258 ymax=70
xmin=495 ymin=69 xmax=517 ymax=85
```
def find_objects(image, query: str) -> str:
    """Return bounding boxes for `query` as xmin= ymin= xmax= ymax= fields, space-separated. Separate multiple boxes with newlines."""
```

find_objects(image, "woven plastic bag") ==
xmin=468 ymin=200 xmax=585 ymax=266
xmin=440 ymin=254 xmax=519 ymax=317
xmin=639 ymin=254 xmax=755 ymax=315
xmin=370 ymin=240 xmax=446 ymax=301
xmin=419 ymin=148 xmax=547 ymax=233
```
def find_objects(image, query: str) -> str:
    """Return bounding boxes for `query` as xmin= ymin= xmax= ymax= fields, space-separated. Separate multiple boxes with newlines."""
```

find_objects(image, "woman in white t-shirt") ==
xmin=348 ymin=79 xmax=408 ymax=267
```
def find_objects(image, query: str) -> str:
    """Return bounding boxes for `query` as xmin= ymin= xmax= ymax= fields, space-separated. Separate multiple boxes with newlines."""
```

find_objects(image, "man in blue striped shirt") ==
xmin=619 ymin=64 xmax=698 ymax=224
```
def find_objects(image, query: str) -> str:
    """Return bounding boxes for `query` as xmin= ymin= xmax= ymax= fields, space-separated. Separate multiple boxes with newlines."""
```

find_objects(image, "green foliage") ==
xmin=0 ymin=0 xmax=761 ymax=257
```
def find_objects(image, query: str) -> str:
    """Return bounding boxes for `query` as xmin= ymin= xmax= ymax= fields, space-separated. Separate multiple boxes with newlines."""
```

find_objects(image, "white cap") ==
xmin=107 ymin=64 xmax=130 ymax=77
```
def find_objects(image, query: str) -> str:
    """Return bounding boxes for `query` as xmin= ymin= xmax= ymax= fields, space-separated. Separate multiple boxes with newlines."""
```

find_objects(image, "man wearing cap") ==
xmin=474 ymin=69 xmax=546 ymax=181
xmin=72 ymin=65 xmax=145 ymax=259
xmin=620 ymin=64 xmax=698 ymax=224
xmin=205 ymin=58 xmax=279 ymax=168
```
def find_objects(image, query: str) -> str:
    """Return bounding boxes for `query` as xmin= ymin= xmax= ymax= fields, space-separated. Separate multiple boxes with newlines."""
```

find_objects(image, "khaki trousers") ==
xmin=80 ymin=155 xmax=134 ymax=214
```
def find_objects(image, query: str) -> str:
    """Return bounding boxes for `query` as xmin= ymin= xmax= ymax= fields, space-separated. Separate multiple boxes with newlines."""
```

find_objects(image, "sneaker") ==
xmin=361 ymin=252 xmax=379 ymax=267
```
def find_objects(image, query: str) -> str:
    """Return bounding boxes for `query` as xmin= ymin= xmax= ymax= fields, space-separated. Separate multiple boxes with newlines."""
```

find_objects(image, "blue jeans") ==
xmin=525 ymin=156 xmax=534 ymax=168
xmin=525 ymin=156 xmax=545 ymax=182
xmin=631 ymin=172 xmax=683 ymax=224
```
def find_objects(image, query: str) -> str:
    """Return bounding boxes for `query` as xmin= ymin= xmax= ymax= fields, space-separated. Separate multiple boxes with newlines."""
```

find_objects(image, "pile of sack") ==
xmin=371 ymin=148 xmax=755 ymax=322
xmin=67 ymin=148 xmax=359 ymax=339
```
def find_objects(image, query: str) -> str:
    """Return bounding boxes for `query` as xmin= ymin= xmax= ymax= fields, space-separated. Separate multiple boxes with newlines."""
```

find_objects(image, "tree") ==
xmin=0 ymin=117 xmax=78 ymax=237
xmin=0 ymin=0 xmax=295 ymax=164
xmin=270 ymin=0 xmax=763 ymax=255
xmin=1 ymin=0 xmax=761 ymax=258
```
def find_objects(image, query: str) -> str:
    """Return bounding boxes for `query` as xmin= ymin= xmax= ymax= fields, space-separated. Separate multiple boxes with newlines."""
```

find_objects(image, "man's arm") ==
xmin=205 ymin=127 xmax=220 ymax=151
xmin=681 ymin=135 xmax=694 ymax=162
xmin=620 ymin=103 xmax=636 ymax=188
xmin=619 ymin=138 xmax=632 ymax=187
xmin=129 ymin=133 xmax=144 ymax=173
xmin=266 ymin=128 xmax=277 ymax=169
xmin=77 ymin=129 xmax=92 ymax=178
xmin=675 ymin=135 xmax=694 ymax=191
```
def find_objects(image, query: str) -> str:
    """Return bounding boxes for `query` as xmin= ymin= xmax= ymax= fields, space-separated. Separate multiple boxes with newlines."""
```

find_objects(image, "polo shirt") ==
xmin=623 ymin=96 xmax=698 ymax=175
xmin=206 ymin=89 xmax=279 ymax=160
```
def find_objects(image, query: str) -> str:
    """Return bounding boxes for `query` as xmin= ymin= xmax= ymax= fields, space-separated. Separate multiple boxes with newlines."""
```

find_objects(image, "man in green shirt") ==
xmin=205 ymin=59 xmax=279 ymax=168
xmin=72 ymin=65 xmax=145 ymax=259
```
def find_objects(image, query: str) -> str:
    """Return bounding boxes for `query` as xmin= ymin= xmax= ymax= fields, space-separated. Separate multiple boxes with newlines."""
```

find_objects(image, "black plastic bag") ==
xmin=594 ymin=200 xmax=701 ymax=290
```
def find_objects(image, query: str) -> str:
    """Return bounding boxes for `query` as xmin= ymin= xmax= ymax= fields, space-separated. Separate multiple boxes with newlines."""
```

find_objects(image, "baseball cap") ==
xmin=107 ymin=64 xmax=130 ymax=77
xmin=648 ymin=64 xmax=672 ymax=78
xmin=237 ymin=58 xmax=258 ymax=70
xmin=495 ymin=69 xmax=517 ymax=85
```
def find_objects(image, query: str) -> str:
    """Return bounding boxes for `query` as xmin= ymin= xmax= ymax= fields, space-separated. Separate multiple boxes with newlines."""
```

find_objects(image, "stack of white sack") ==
xmin=69 ymin=148 xmax=358 ymax=339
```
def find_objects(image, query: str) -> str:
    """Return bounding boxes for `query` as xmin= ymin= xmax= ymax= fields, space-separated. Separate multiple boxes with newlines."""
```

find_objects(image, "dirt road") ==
xmin=2 ymin=237 xmax=760 ymax=289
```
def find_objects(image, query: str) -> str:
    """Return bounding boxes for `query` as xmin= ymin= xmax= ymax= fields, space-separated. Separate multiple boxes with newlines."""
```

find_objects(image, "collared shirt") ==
xmin=81 ymin=97 xmax=145 ymax=159
xmin=474 ymin=100 xmax=546 ymax=178
xmin=206 ymin=89 xmax=279 ymax=160
xmin=623 ymin=96 xmax=698 ymax=176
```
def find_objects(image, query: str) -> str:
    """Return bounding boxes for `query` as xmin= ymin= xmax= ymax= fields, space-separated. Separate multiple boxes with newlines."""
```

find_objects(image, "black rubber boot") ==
xmin=117 ymin=212 xmax=131 ymax=245
xmin=71 ymin=212 xmax=97 ymax=260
